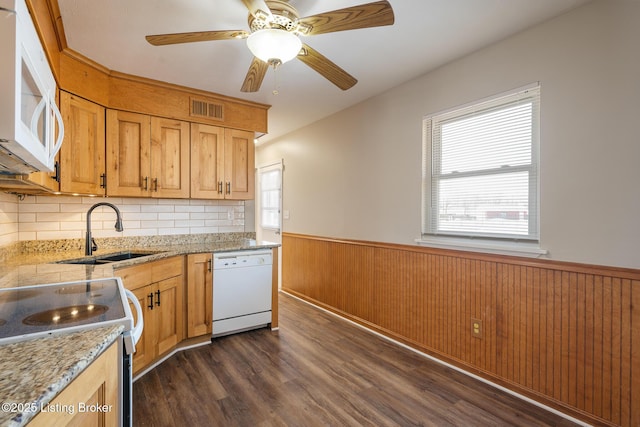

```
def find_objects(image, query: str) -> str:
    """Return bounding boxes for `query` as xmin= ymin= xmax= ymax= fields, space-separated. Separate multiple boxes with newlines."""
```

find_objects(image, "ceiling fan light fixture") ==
xmin=247 ymin=29 xmax=302 ymax=64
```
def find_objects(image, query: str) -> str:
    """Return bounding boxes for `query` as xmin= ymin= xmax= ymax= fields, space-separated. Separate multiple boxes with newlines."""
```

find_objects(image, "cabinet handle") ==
xmin=217 ymin=181 xmax=223 ymax=194
xmin=99 ymin=173 xmax=106 ymax=189
xmin=226 ymin=181 xmax=231 ymax=194
xmin=143 ymin=176 xmax=149 ymax=191
xmin=155 ymin=289 xmax=161 ymax=306
xmin=207 ymin=259 xmax=212 ymax=272
xmin=52 ymin=161 xmax=60 ymax=183
xmin=147 ymin=292 xmax=154 ymax=310
xmin=153 ymin=178 xmax=159 ymax=192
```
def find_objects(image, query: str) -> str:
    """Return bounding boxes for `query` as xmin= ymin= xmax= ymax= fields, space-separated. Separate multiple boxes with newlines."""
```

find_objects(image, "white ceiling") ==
xmin=57 ymin=0 xmax=589 ymax=142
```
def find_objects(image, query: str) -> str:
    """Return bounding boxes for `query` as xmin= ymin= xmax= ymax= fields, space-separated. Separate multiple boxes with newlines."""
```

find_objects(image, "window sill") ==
xmin=415 ymin=236 xmax=547 ymax=258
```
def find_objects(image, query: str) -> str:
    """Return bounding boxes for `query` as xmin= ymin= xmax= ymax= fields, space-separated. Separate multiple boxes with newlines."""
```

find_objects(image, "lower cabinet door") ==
xmin=29 ymin=341 xmax=119 ymax=426
xmin=155 ymin=275 xmax=184 ymax=355
xmin=187 ymin=253 xmax=213 ymax=338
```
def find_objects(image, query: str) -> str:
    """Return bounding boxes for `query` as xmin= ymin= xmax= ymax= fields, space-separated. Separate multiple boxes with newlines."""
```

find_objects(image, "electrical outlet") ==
xmin=471 ymin=318 xmax=482 ymax=338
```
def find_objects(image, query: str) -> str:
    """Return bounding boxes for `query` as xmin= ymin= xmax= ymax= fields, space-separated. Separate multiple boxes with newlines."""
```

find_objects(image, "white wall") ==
xmin=0 ymin=195 xmax=246 ymax=242
xmin=257 ymin=0 xmax=640 ymax=269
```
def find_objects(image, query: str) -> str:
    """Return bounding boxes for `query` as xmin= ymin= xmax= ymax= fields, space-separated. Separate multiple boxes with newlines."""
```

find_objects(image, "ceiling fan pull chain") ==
xmin=271 ymin=60 xmax=280 ymax=95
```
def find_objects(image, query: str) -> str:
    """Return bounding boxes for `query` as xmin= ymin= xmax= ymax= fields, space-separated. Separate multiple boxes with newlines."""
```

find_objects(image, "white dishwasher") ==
xmin=212 ymin=250 xmax=273 ymax=337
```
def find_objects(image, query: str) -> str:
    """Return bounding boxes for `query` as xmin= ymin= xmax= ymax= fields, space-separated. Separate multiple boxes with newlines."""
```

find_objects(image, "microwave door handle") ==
xmin=30 ymin=97 xmax=47 ymax=138
xmin=124 ymin=289 xmax=144 ymax=354
xmin=49 ymin=100 xmax=64 ymax=160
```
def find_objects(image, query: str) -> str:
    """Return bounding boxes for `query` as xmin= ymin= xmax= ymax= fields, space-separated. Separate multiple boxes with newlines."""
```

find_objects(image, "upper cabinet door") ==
xmin=59 ymin=91 xmax=105 ymax=195
xmin=224 ymin=128 xmax=255 ymax=200
xmin=106 ymin=110 xmax=151 ymax=197
xmin=151 ymin=117 xmax=190 ymax=199
xmin=190 ymin=123 xmax=224 ymax=200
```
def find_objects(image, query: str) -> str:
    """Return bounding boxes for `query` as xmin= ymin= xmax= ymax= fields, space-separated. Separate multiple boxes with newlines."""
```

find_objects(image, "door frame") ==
xmin=256 ymin=159 xmax=283 ymax=289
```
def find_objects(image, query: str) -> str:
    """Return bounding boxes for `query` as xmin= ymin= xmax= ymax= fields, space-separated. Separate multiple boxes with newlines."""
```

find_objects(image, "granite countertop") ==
xmin=0 ymin=233 xmax=280 ymax=426
xmin=0 ymin=325 xmax=124 ymax=426
xmin=0 ymin=236 xmax=279 ymax=289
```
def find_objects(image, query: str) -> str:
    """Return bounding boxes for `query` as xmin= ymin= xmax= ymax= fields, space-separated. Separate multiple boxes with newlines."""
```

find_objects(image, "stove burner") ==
xmin=22 ymin=304 xmax=109 ymax=326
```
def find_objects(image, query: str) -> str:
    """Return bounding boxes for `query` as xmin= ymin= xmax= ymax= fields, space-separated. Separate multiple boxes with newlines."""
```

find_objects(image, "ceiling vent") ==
xmin=190 ymin=98 xmax=224 ymax=120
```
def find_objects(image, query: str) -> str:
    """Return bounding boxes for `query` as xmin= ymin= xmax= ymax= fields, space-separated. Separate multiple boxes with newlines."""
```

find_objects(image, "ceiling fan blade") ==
xmin=297 ymin=44 xmax=357 ymax=91
xmin=241 ymin=57 xmax=269 ymax=92
xmin=241 ymin=0 xmax=272 ymax=20
xmin=297 ymin=0 xmax=394 ymax=36
xmin=146 ymin=30 xmax=248 ymax=46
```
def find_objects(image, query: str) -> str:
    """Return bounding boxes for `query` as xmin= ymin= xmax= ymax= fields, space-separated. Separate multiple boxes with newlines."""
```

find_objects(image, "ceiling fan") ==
xmin=145 ymin=0 xmax=395 ymax=93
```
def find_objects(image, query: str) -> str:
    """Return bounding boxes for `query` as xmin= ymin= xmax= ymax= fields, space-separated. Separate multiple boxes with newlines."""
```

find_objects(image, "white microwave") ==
xmin=0 ymin=0 xmax=63 ymax=174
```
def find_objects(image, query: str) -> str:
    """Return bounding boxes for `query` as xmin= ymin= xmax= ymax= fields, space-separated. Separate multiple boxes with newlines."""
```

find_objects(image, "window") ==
xmin=259 ymin=167 xmax=281 ymax=230
xmin=422 ymin=85 xmax=540 ymax=241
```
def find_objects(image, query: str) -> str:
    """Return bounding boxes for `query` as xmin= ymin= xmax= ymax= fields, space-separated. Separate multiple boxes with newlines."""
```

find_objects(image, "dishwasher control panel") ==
xmin=213 ymin=250 xmax=272 ymax=269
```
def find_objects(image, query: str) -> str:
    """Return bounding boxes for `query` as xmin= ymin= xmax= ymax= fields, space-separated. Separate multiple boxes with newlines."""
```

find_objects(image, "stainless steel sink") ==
xmin=56 ymin=251 xmax=158 ymax=265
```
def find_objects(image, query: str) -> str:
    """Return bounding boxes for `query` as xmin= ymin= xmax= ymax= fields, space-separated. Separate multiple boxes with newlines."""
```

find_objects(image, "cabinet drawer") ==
xmin=117 ymin=256 xmax=184 ymax=290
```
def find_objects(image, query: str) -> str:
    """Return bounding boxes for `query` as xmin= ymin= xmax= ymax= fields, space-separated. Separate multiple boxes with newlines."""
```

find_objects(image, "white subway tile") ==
xmin=158 ymin=212 xmax=189 ymax=220
xmin=190 ymin=226 xmax=219 ymax=234
xmin=141 ymin=205 xmax=174 ymax=213
xmin=18 ymin=213 xmax=36 ymax=223
xmin=117 ymin=205 xmax=142 ymax=213
xmin=1 ymin=196 xmax=248 ymax=244
xmin=121 ymin=220 xmax=142 ymax=229
xmin=204 ymin=219 xmax=232 ymax=227
xmin=39 ymin=212 xmax=83 ymax=222
xmin=92 ymin=229 xmax=126 ymax=238
xmin=175 ymin=205 xmax=205 ymax=213
xmin=0 ymin=234 xmax=17 ymax=247
xmin=20 ymin=222 xmax=60 ymax=232
xmin=219 ymin=225 xmax=245 ymax=233
xmin=36 ymin=230 xmax=78 ymax=240
xmin=159 ymin=228 xmax=190 ymax=235
xmin=59 ymin=221 xmax=86 ymax=231
xmin=18 ymin=231 xmax=36 ymax=240
xmin=124 ymin=212 xmax=158 ymax=221
xmin=19 ymin=203 xmax=61 ymax=213
xmin=141 ymin=220 xmax=174 ymax=228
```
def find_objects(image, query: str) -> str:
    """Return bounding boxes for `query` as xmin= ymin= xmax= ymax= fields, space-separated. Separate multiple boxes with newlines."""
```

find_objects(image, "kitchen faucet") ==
xmin=85 ymin=202 xmax=124 ymax=256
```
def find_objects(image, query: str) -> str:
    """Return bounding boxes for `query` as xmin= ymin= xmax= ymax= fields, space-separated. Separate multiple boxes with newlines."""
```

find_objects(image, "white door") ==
xmin=256 ymin=160 xmax=283 ymax=288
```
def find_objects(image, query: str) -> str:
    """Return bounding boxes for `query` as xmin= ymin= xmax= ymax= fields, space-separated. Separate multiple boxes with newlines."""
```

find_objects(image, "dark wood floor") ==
xmin=133 ymin=293 xmax=578 ymax=426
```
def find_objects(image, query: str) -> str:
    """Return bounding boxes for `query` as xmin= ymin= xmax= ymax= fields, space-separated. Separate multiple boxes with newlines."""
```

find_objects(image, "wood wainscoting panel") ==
xmin=281 ymin=233 xmax=640 ymax=427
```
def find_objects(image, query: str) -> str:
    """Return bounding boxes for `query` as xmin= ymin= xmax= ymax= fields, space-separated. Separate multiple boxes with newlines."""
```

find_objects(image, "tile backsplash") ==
xmin=0 ymin=193 xmax=18 ymax=247
xmin=0 ymin=193 xmax=248 ymax=246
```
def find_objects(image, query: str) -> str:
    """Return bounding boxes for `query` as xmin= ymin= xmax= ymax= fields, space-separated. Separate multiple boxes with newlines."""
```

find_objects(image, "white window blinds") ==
xmin=423 ymin=85 xmax=540 ymax=240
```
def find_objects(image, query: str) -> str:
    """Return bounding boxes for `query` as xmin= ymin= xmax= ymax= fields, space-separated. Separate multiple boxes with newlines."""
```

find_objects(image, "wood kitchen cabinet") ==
xmin=106 ymin=110 xmax=190 ymax=198
xmin=21 ymin=162 xmax=59 ymax=193
xmin=191 ymin=123 xmax=255 ymax=200
xmin=29 ymin=341 xmax=119 ymax=427
xmin=186 ymin=253 xmax=213 ymax=337
xmin=59 ymin=91 xmax=106 ymax=195
xmin=118 ymin=256 xmax=185 ymax=375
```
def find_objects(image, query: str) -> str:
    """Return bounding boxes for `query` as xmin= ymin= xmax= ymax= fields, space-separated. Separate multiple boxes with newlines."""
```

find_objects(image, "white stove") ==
xmin=0 ymin=277 xmax=141 ymax=351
